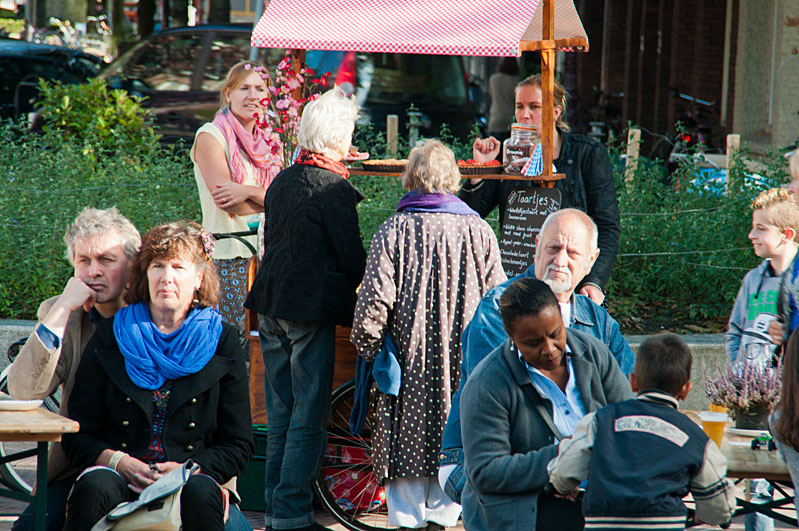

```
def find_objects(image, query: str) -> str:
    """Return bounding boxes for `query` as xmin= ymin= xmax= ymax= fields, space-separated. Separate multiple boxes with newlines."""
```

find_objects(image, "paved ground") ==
xmin=0 ymin=498 xmax=793 ymax=530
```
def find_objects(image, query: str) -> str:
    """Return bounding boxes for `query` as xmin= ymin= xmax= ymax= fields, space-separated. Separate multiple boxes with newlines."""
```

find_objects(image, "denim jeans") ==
xmin=771 ymin=411 xmax=799 ymax=522
xmin=227 ymin=504 xmax=254 ymax=531
xmin=744 ymin=478 xmax=774 ymax=531
xmin=258 ymin=315 xmax=335 ymax=530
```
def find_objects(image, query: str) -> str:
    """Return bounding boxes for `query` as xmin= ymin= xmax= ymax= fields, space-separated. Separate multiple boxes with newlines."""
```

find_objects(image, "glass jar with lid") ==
xmin=503 ymin=123 xmax=539 ymax=174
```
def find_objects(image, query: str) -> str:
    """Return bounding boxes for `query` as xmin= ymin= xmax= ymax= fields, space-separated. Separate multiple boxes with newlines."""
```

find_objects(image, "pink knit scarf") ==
xmin=212 ymin=109 xmax=279 ymax=189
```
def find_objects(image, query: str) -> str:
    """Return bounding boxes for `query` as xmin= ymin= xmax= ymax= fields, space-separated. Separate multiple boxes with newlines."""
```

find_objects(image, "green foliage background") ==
xmin=1 ymin=79 xmax=794 ymax=330
xmin=604 ymin=145 xmax=790 ymax=329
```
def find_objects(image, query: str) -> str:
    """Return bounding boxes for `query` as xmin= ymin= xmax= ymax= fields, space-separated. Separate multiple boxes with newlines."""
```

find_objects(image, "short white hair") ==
xmin=539 ymin=208 xmax=598 ymax=252
xmin=297 ymin=86 xmax=360 ymax=158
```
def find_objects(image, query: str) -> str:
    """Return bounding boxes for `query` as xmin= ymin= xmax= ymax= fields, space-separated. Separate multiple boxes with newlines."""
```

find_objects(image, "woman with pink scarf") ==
xmin=191 ymin=60 xmax=281 ymax=331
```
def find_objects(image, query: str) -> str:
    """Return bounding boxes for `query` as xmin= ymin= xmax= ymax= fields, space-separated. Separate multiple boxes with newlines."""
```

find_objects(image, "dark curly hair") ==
xmin=124 ymin=221 xmax=220 ymax=308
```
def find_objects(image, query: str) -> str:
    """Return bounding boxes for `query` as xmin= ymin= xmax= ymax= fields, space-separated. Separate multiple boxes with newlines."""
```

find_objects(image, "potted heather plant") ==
xmin=705 ymin=357 xmax=781 ymax=430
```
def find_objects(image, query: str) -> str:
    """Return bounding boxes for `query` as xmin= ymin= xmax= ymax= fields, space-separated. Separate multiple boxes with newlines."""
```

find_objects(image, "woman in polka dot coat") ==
xmin=351 ymin=140 xmax=507 ymax=530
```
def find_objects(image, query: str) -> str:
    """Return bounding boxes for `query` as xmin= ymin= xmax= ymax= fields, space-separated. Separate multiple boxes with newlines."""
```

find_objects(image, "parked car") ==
xmin=98 ymin=24 xmax=481 ymax=145
xmin=0 ymin=39 xmax=103 ymax=123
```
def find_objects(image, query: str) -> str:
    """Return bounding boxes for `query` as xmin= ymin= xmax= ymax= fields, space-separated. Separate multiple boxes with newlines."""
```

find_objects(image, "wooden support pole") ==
xmin=726 ymin=133 xmax=740 ymax=194
xmin=540 ymin=0 xmax=555 ymax=178
xmin=625 ymin=128 xmax=641 ymax=182
xmin=290 ymin=49 xmax=307 ymax=115
xmin=387 ymin=115 xmax=399 ymax=156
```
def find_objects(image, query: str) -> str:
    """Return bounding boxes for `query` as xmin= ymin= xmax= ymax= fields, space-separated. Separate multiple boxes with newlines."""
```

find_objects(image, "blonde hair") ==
xmin=401 ymin=140 xmax=461 ymax=194
xmin=218 ymin=60 xmax=270 ymax=109
xmin=752 ymin=188 xmax=799 ymax=241
xmin=516 ymin=74 xmax=570 ymax=132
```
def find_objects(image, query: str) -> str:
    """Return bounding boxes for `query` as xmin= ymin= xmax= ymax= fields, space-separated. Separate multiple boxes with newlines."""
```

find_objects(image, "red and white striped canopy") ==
xmin=251 ymin=0 xmax=588 ymax=56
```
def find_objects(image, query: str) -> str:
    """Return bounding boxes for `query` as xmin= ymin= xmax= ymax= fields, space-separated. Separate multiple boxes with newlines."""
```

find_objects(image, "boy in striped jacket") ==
xmin=547 ymin=333 xmax=736 ymax=530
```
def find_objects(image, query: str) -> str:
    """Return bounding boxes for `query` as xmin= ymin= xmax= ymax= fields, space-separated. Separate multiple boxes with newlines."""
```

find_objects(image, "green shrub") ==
xmin=605 ymin=142 xmax=791 ymax=329
xmin=36 ymin=78 xmax=161 ymax=159
xmin=3 ymin=101 xmax=791 ymax=331
xmin=0 ymin=125 xmax=197 ymax=319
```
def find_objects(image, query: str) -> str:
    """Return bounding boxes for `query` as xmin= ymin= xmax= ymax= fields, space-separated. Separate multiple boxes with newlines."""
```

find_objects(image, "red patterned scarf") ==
xmin=295 ymin=149 xmax=350 ymax=179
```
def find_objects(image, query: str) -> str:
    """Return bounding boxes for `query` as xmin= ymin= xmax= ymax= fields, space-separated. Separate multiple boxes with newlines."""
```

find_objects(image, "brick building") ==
xmin=570 ymin=0 xmax=798 ymax=153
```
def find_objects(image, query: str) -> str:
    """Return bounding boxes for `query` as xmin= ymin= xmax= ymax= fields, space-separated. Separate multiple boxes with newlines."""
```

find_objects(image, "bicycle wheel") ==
xmin=0 ymin=368 xmax=61 ymax=494
xmin=313 ymin=380 xmax=397 ymax=531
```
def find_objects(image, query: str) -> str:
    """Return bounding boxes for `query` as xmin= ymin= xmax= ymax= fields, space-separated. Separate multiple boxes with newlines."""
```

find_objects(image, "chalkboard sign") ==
xmin=499 ymin=186 xmax=562 ymax=277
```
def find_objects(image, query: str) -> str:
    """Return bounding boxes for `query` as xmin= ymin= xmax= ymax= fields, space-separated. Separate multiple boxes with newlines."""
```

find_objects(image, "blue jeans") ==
xmin=12 ymin=475 xmax=76 ymax=531
xmin=771 ymin=411 xmax=799 ymax=522
xmin=227 ymin=504 xmax=254 ymax=531
xmin=258 ymin=315 xmax=335 ymax=530
xmin=744 ymin=479 xmax=774 ymax=531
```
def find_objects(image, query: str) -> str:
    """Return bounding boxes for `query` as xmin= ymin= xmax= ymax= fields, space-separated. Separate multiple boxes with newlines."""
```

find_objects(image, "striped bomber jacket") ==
xmin=548 ymin=391 xmax=737 ymax=530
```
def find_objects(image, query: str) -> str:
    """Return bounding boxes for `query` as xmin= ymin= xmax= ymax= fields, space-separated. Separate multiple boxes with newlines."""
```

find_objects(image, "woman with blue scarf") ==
xmin=61 ymin=221 xmax=254 ymax=531
xmin=351 ymin=140 xmax=507 ymax=530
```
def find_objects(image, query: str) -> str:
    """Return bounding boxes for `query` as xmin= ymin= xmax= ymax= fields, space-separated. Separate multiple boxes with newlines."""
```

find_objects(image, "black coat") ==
xmin=61 ymin=318 xmax=254 ymax=486
xmin=459 ymin=131 xmax=621 ymax=290
xmin=245 ymin=163 xmax=367 ymax=326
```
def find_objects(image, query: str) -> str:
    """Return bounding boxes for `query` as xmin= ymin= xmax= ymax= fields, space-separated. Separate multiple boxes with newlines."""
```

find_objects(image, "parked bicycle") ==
xmin=648 ymin=90 xmax=722 ymax=173
xmin=579 ymin=86 xmax=624 ymax=145
xmin=28 ymin=16 xmax=114 ymax=63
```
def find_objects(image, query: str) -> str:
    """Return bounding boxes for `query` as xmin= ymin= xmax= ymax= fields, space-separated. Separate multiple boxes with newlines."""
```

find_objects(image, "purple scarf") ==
xmin=396 ymin=191 xmax=479 ymax=216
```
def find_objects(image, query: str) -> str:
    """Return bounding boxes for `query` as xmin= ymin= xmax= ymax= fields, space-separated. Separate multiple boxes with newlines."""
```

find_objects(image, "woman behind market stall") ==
xmin=244 ymin=86 xmax=366 ymax=531
xmin=460 ymin=74 xmax=621 ymax=305
xmin=191 ymin=60 xmax=282 ymax=330
xmin=61 ymin=221 xmax=254 ymax=531
xmin=351 ymin=140 xmax=507 ymax=530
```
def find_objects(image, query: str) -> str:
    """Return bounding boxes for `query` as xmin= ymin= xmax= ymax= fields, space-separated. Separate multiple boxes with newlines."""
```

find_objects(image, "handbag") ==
xmin=91 ymin=460 xmax=200 ymax=531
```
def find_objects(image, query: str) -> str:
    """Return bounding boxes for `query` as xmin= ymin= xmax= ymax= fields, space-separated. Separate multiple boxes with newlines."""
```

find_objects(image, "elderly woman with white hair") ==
xmin=351 ymin=140 xmax=507 ymax=530
xmin=244 ymin=86 xmax=366 ymax=531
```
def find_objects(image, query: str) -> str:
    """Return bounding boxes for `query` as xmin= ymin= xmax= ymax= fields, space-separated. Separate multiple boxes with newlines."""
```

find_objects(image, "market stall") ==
xmin=243 ymin=1 xmax=592 ymax=526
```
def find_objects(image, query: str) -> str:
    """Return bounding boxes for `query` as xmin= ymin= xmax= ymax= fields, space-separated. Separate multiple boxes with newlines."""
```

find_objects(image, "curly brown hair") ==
xmin=124 ymin=221 xmax=220 ymax=308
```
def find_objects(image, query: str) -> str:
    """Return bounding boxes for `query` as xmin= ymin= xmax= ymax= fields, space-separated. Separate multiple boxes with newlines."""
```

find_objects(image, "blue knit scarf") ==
xmin=113 ymin=302 xmax=222 ymax=390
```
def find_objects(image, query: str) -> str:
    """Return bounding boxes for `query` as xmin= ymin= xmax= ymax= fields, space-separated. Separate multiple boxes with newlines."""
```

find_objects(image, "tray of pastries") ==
xmin=457 ymin=159 xmax=505 ymax=175
xmin=360 ymin=159 xmax=409 ymax=172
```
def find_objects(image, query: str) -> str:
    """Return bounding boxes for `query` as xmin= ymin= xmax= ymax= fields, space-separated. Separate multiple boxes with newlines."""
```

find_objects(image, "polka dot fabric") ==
xmin=251 ymin=0 xmax=551 ymax=56
xmin=351 ymin=212 xmax=507 ymax=482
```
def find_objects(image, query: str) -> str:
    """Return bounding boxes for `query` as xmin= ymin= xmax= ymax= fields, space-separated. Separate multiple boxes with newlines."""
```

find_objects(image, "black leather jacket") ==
xmin=459 ymin=130 xmax=621 ymax=290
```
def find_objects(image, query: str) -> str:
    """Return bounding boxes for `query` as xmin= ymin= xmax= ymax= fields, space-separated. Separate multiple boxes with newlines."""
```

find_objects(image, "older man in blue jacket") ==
xmin=439 ymin=208 xmax=634 ymax=504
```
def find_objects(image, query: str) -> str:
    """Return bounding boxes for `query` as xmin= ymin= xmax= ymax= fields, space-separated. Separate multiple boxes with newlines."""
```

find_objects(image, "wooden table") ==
xmin=683 ymin=411 xmax=794 ymax=526
xmin=348 ymin=168 xmax=567 ymax=187
xmin=0 ymin=408 xmax=79 ymax=531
